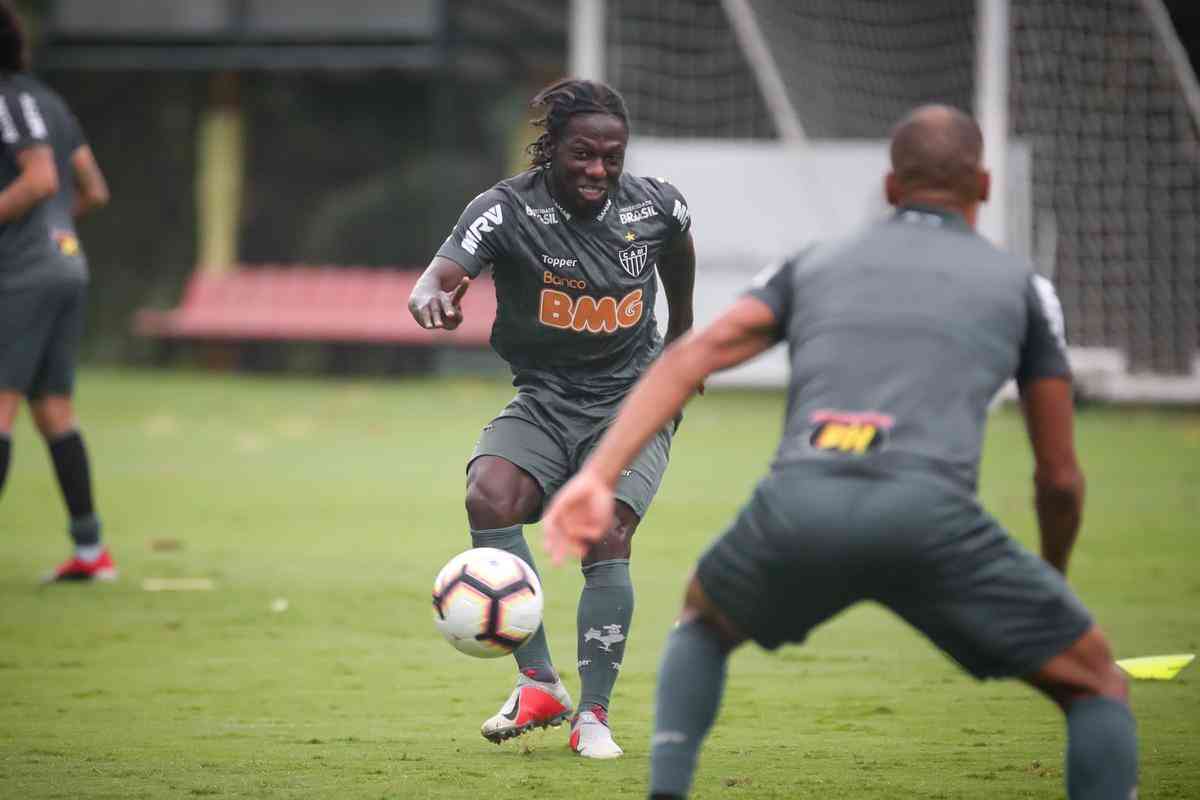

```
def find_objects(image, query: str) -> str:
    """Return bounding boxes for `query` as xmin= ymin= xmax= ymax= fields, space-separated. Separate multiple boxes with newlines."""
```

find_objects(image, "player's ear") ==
xmin=977 ymin=169 xmax=991 ymax=204
xmin=885 ymin=172 xmax=900 ymax=206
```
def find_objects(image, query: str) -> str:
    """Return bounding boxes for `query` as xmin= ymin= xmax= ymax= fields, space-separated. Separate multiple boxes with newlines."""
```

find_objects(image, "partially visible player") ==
xmin=409 ymin=78 xmax=696 ymax=757
xmin=0 ymin=2 xmax=114 ymax=581
xmin=544 ymin=105 xmax=1136 ymax=799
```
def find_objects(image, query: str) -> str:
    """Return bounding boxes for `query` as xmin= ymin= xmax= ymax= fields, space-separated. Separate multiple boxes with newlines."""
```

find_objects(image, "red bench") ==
xmin=133 ymin=265 xmax=495 ymax=346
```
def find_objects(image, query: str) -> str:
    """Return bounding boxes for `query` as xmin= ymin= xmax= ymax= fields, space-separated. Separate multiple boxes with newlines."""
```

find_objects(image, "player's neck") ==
xmin=895 ymin=193 xmax=978 ymax=229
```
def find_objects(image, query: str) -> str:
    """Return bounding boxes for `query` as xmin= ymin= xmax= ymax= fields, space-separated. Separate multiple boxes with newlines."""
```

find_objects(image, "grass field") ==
xmin=1 ymin=367 xmax=1197 ymax=799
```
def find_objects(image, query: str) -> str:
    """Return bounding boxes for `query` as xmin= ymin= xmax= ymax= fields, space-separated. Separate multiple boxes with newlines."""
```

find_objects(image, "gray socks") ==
xmin=577 ymin=559 xmax=634 ymax=711
xmin=470 ymin=525 xmax=557 ymax=683
xmin=1066 ymin=696 xmax=1138 ymax=800
xmin=649 ymin=619 xmax=728 ymax=798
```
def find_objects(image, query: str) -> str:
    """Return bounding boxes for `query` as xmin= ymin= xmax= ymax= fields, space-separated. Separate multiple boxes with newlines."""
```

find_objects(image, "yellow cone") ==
xmin=1115 ymin=654 xmax=1195 ymax=680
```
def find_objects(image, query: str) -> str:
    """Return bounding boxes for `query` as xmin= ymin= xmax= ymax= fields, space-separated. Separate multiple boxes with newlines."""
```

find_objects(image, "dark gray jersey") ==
xmin=436 ymin=167 xmax=691 ymax=395
xmin=748 ymin=206 xmax=1071 ymax=490
xmin=0 ymin=73 xmax=87 ymax=290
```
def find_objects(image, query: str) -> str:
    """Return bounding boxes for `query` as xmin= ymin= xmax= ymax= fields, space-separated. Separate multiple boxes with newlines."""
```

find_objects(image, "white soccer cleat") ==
xmin=480 ymin=671 xmax=573 ymax=743
xmin=569 ymin=706 xmax=624 ymax=759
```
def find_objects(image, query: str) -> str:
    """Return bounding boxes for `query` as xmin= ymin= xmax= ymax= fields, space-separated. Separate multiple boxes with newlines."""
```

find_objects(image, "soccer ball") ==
xmin=431 ymin=548 xmax=543 ymax=658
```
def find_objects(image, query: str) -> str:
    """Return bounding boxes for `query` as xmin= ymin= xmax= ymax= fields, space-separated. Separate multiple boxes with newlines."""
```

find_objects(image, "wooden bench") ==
xmin=133 ymin=265 xmax=495 ymax=371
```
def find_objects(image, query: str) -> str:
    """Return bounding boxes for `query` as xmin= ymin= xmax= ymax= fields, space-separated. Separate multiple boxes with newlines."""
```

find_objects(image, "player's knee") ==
xmin=464 ymin=469 xmax=539 ymax=528
xmin=31 ymin=396 xmax=75 ymax=438
xmin=584 ymin=526 xmax=633 ymax=563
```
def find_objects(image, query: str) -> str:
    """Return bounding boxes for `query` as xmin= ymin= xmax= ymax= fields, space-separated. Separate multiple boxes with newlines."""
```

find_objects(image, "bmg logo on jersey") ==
xmin=461 ymin=203 xmax=504 ymax=255
xmin=808 ymin=410 xmax=894 ymax=455
xmin=539 ymin=288 xmax=644 ymax=334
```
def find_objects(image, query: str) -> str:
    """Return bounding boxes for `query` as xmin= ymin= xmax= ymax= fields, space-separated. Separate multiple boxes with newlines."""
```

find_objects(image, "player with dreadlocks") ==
xmin=409 ymin=78 xmax=697 ymax=758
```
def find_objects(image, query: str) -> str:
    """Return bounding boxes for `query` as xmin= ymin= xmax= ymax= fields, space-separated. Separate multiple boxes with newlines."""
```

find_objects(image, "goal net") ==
xmin=603 ymin=0 xmax=1200 ymax=390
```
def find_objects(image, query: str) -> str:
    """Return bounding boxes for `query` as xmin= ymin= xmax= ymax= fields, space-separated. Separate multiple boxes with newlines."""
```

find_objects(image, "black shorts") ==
xmin=0 ymin=278 xmax=87 ymax=398
xmin=696 ymin=461 xmax=1093 ymax=679
xmin=469 ymin=381 xmax=674 ymax=520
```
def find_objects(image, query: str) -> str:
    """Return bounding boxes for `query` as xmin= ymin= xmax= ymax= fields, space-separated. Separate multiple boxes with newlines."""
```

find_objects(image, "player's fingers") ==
xmin=451 ymin=277 xmax=471 ymax=304
xmin=417 ymin=303 xmax=435 ymax=329
xmin=439 ymin=293 xmax=460 ymax=321
xmin=429 ymin=302 xmax=445 ymax=329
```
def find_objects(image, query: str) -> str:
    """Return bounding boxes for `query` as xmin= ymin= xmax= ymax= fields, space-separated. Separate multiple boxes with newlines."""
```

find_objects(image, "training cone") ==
xmin=1115 ymin=654 xmax=1195 ymax=680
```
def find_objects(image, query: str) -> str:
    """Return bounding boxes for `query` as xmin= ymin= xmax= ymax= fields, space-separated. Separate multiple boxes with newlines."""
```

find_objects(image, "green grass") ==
xmin=1 ymin=368 xmax=1197 ymax=799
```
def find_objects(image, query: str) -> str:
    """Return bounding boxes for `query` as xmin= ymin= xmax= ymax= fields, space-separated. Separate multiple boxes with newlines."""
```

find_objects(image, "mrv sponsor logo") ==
xmin=461 ymin=203 xmax=503 ymax=255
xmin=672 ymin=199 xmax=690 ymax=227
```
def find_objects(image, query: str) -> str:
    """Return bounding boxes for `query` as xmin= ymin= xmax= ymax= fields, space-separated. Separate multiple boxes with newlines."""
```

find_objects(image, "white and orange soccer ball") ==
xmin=431 ymin=548 xmax=543 ymax=658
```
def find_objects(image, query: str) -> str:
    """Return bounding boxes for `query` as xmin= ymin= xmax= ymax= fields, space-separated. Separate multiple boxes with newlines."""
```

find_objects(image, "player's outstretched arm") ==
xmin=544 ymin=295 xmax=779 ymax=563
xmin=1020 ymin=377 xmax=1086 ymax=574
xmin=70 ymin=145 xmax=110 ymax=218
xmin=408 ymin=256 xmax=470 ymax=331
xmin=0 ymin=145 xmax=58 ymax=222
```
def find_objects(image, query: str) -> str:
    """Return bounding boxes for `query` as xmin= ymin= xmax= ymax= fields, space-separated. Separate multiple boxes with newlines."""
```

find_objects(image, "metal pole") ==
xmin=721 ymin=0 xmax=806 ymax=143
xmin=570 ymin=0 xmax=605 ymax=80
xmin=974 ymin=0 xmax=1009 ymax=247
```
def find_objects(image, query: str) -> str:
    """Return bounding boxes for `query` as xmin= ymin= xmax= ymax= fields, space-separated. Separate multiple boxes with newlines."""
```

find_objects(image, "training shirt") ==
xmin=748 ymin=205 xmax=1071 ymax=491
xmin=0 ymin=71 xmax=87 ymax=291
xmin=436 ymin=166 xmax=691 ymax=396
xmin=0 ymin=73 xmax=87 ymax=291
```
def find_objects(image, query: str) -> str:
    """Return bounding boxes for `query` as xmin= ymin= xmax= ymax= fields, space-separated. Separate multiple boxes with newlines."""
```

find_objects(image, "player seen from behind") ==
xmin=544 ymin=105 xmax=1137 ymax=799
xmin=408 ymin=78 xmax=697 ymax=758
xmin=0 ymin=2 xmax=114 ymax=582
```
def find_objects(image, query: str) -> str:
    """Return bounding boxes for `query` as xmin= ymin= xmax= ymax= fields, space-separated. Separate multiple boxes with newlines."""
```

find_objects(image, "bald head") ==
xmin=887 ymin=105 xmax=986 ymax=210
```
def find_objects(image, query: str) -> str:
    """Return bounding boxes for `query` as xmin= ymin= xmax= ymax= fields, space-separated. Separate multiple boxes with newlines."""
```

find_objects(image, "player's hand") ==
xmin=410 ymin=277 xmax=470 ymax=330
xmin=543 ymin=470 xmax=615 ymax=565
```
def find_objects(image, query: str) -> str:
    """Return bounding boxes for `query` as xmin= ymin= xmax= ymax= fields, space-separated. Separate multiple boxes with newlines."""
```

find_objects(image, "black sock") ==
xmin=0 ymin=432 xmax=10 ymax=498
xmin=48 ymin=430 xmax=101 ymax=545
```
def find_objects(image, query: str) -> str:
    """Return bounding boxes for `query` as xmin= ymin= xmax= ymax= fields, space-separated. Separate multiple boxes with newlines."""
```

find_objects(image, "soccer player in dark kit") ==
xmin=0 ymin=3 xmax=113 ymax=581
xmin=544 ymin=105 xmax=1137 ymax=799
xmin=408 ymin=78 xmax=697 ymax=758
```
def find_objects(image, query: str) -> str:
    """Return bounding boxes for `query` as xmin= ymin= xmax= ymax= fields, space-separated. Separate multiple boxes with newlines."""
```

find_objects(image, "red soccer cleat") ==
xmin=480 ymin=671 xmax=574 ymax=743
xmin=44 ymin=548 xmax=118 ymax=583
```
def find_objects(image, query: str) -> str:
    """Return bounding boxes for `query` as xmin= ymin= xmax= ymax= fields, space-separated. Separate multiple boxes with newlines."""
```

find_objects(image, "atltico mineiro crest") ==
xmin=618 ymin=242 xmax=649 ymax=277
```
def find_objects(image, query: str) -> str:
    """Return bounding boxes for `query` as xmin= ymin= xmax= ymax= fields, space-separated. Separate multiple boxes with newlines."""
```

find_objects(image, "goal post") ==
xmin=580 ymin=0 xmax=1200 ymax=399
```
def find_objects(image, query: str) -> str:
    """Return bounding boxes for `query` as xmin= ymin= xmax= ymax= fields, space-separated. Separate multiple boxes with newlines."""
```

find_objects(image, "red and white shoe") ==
xmin=481 ymin=671 xmax=573 ymax=743
xmin=570 ymin=705 xmax=623 ymax=759
xmin=44 ymin=548 xmax=118 ymax=583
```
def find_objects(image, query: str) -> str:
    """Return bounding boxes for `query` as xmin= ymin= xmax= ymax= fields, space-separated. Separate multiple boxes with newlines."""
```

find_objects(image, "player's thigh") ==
xmin=885 ymin=509 xmax=1093 ymax=680
xmin=608 ymin=423 xmax=674 ymax=520
xmin=0 ymin=285 xmax=58 ymax=396
xmin=467 ymin=415 xmax=570 ymax=522
xmin=695 ymin=468 xmax=864 ymax=651
xmin=28 ymin=281 xmax=86 ymax=400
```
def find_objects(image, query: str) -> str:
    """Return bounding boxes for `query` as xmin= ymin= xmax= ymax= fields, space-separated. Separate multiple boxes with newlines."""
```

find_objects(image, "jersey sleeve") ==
xmin=63 ymin=106 xmax=87 ymax=154
xmin=652 ymin=177 xmax=692 ymax=241
xmin=434 ymin=188 xmax=513 ymax=277
xmin=743 ymin=257 xmax=794 ymax=340
xmin=1016 ymin=273 xmax=1072 ymax=389
xmin=0 ymin=87 xmax=51 ymax=152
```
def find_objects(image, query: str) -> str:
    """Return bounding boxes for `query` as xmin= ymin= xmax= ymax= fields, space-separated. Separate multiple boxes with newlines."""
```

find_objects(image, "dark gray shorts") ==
xmin=469 ymin=382 xmax=674 ymax=520
xmin=697 ymin=461 xmax=1093 ymax=679
xmin=0 ymin=279 xmax=87 ymax=398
